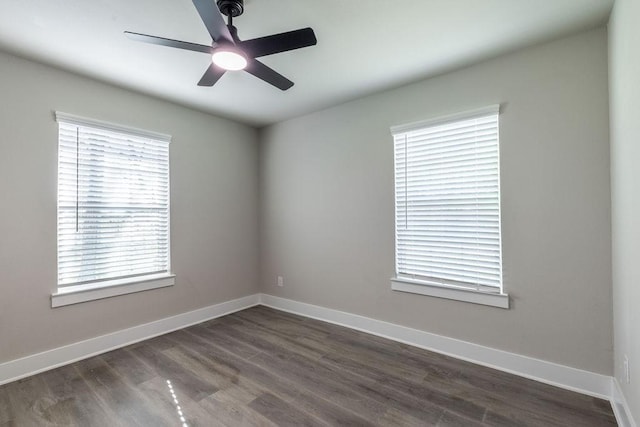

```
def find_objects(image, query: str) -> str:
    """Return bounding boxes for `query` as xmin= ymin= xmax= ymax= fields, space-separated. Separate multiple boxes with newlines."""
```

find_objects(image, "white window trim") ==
xmin=54 ymin=112 xmax=172 ymax=142
xmin=390 ymin=105 xmax=500 ymax=135
xmin=53 ymin=112 xmax=173 ymax=307
xmin=391 ymin=105 xmax=508 ymax=309
xmin=51 ymin=273 xmax=175 ymax=308
xmin=391 ymin=277 xmax=509 ymax=309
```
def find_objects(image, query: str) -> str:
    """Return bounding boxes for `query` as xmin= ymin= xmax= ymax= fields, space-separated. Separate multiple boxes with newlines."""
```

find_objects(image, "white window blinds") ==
xmin=392 ymin=106 xmax=502 ymax=292
xmin=56 ymin=113 xmax=171 ymax=288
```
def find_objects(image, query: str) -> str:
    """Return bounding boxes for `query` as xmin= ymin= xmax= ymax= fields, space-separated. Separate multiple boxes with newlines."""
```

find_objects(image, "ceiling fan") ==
xmin=125 ymin=0 xmax=317 ymax=90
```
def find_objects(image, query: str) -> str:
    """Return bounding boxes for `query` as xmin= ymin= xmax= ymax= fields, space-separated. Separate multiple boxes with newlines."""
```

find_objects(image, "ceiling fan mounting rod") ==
xmin=217 ymin=0 xmax=244 ymax=18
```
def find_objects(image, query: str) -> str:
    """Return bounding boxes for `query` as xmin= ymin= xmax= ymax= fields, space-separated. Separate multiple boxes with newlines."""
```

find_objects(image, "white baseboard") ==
xmin=611 ymin=378 xmax=637 ymax=427
xmin=0 ymin=294 xmax=260 ymax=386
xmin=259 ymin=294 xmax=612 ymax=399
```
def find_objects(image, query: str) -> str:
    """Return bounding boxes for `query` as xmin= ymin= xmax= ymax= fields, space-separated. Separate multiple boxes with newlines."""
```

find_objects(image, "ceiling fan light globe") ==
xmin=212 ymin=50 xmax=247 ymax=71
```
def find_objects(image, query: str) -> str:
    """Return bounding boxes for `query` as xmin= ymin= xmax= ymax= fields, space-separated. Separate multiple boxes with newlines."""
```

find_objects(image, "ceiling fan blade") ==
xmin=125 ymin=31 xmax=212 ymax=54
xmin=239 ymin=28 xmax=317 ymax=58
xmin=198 ymin=63 xmax=226 ymax=86
xmin=192 ymin=0 xmax=234 ymax=44
xmin=245 ymin=59 xmax=294 ymax=91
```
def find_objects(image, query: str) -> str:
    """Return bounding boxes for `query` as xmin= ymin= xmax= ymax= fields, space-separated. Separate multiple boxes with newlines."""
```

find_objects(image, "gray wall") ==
xmin=0 ymin=51 xmax=260 ymax=363
xmin=259 ymin=28 xmax=613 ymax=374
xmin=609 ymin=0 xmax=640 ymax=420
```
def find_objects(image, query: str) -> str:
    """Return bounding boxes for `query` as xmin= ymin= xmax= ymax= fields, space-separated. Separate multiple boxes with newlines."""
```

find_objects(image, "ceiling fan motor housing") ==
xmin=217 ymin=0 xmax=244 ymax=17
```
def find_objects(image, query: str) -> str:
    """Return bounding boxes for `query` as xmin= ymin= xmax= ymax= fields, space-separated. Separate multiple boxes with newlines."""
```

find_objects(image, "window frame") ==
xmin=52 ymin=112 xmax=174 ymax=307
xmin=390 ymin=105 xmax=508 ymax=309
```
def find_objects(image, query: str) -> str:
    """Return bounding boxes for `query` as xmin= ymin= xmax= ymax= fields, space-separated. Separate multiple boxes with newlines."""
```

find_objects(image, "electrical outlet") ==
xmin=277 ymin=276 xmax=284 ymax=287
xmin=623 ymin=355 xmax=630 ymax=384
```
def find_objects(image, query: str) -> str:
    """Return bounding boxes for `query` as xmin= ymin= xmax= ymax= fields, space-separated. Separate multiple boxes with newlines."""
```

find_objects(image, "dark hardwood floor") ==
xmin=0 ymin=306 xmax=617 ymax=426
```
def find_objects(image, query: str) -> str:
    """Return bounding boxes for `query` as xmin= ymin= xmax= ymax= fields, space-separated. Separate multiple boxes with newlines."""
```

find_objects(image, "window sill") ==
xmin=51 ymin=273 xmax=175 ymax=308
xmin=391 ymin=277 xmax=509 ymax=309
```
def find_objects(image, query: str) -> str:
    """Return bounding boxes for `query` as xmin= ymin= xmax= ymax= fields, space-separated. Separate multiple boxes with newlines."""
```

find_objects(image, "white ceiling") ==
xmin=0 ymin=0 xmax=613 ymax=127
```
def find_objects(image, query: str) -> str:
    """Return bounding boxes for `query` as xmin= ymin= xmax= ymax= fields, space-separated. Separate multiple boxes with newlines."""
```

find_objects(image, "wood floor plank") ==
xmin=209 ymin=323 xmax=293 ymax=361
xmin=372 ymin=326 xmax=617 ymax=420
xmin=75 ymin=356 xmax=169 ymax=426
xmin=169 ymin=326 xmax=376 ymax=426
xmin=190 ymin=322 xmax=264 ymax=360
xmin=135 ymin=376 xmax=215 ymax=427
xmin=420 ymin=350 xmax=612 ymax=419
xmin=252 ymin=348 xmax=443 ymax=424
xmin=373 ymin=372 xmax=487 ymax=421
xmin=197 ymin=393 xmax=277 ymax=427
xmin=220 ymin=314 xmax=328 ymax=361
xmin=4 ymin=376 xmax=59 ymax=426
xmin=418 ymin=358 xmax=616 ymax=426
xmin=239 ymin=309 xmax=429 ymax=381
xmin=484 ymin=404 xmax=617 ymax=427
xmin=320 ymin=338 xmax=426 ymax=380
xmin=378 ymin=407 xmax=431 ymax=427
xmin=0 ymin=384 xmax=12 ymax=424
xmin=248 ymin=392 xmax=327 ymax=427
xmin=254 ymin=355 xmax=387 ymax=422
xmin=40 ymin=364 xmax=114 ymax=426
xmin=128 ymin=341 xmax=218 ymax=402
xmin=285 ymin=388 xmax=377 ymax=426
xmin=437 ymin=410 xmax=487 ymax=427
xmin=211 ymin=321 xmax=451 ymax=423
xmin=162 ymin=345 xmax=242 ymax=394
xmin=235 ymin=315 xmax=481 ymax=422
xmin=100 ymin=347 xmax=155 ymax=386
xmin=213 ymin=385 xmax=260 ymax=406
xmin=236 ymin=308 xmax=330 ymax=341
xmin=483 ymin=409 xmax=550 ymax=427
xmin=416 ymin=369 xmax=568 ymax=426
xmin=168 ymin=328 xmax=301 ymax=403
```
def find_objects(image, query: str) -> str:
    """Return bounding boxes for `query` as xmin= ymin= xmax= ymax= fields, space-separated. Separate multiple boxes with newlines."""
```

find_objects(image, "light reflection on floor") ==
xmin=166 ymin=379 xmax=189 ymax=427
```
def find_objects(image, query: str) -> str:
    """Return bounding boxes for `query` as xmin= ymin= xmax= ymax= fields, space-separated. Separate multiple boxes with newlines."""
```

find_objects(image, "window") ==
xmin=391 ymin=105 xmax=507 ymax=308
xmin=53 ymin=113 xmax=174 ymax=307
